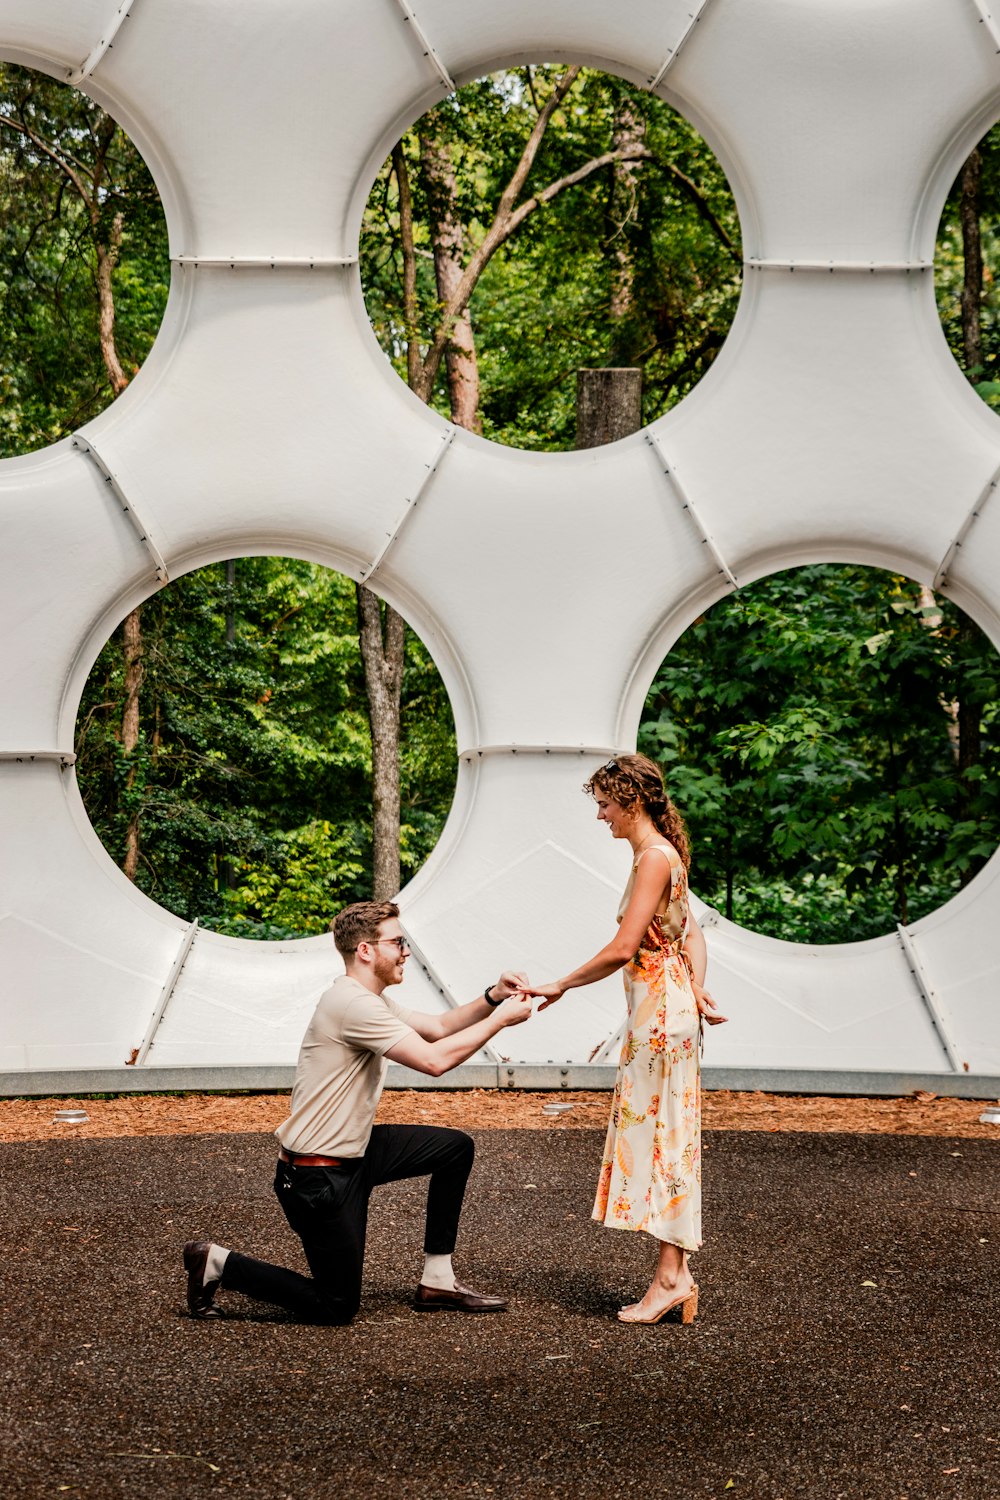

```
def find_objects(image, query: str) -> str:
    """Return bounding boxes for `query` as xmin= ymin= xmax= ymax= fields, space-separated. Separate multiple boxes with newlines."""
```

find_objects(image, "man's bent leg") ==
xmin=218 ymin=1159 xmax=368 ymax=1324
xmin=363 ymin=1125 xmax=506 ymax=1313
xmin=364 ymin=1125 xmax=474 ymax=1253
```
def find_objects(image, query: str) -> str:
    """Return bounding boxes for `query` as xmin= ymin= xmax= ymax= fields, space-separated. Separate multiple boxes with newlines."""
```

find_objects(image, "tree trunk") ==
xmin=579 ymin=103 xmax=646 ymax=454
xmin=955 ymin=149 xmax=985 ymax=887
xmin=121 ymin=606 xmax=143 ymax=882
xmin=356 ymin=586 xmax=405 ymax=899
xmin=607 ymin=95 xmax=645 ymax=366
xmin=412 ymin=65 xmax=583 ymax=402
xmin=95 ymin=215 xmax=128 ymax=397
xmin=960 ymin=147 xmax=983 ymax=377
xmin=392 ymin=144 xmax=422 ymax=392
xmin=86 ymin=119 xmax=147 ymax=880
xmin=957 ymin=616 xmax=983 ymax=886
xmin=225 ymin=559 xmax=236 ymax=646
xmin=419 ymin=123 xmax=482 ymax=429
xmin=886 ymin=727 xmax=907 ymax=926
xmin=575 ymin=367 xmax=643 ymax=448
xmin=358 ymin=127 xmax=490 ymax=906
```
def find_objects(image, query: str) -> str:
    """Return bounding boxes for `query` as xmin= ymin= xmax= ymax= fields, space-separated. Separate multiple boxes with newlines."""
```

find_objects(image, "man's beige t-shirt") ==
xmin=275 ymin=975 xmax=418 ymax=1158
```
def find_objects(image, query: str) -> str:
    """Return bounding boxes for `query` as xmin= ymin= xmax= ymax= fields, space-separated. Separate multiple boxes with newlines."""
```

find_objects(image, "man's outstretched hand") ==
xmin=492 ymin=971 xmax=530 ymax=1001
xmin=493 ymin=994 xmax=533 ymax=1027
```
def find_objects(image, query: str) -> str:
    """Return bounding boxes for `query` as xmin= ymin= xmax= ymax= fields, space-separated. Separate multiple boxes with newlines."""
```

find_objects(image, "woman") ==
xmin=525 ymin=753 xmax=726 ymax=1325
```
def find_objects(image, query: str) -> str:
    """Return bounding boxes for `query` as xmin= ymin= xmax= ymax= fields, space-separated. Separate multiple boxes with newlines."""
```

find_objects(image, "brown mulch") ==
xmin=0 ymin=1086 xmax=998 ymax=1144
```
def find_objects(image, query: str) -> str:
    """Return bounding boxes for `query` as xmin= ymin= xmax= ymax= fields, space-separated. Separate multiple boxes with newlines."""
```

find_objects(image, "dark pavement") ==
xmin=0 ymin=1128 xmax=997 ymax=1499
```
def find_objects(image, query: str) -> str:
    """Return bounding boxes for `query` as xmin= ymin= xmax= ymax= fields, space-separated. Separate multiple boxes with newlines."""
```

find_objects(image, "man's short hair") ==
xmin=332 ymin=900 xmax=400 ymax=959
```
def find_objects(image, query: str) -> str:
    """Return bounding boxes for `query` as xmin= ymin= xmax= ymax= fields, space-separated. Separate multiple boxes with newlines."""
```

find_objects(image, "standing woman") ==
xmin=526 ymin=753 xmax=726 ymax=1325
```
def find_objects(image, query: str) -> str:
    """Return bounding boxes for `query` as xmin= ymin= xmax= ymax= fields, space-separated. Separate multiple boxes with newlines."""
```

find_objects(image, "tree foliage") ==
xmin=361 ymin=66 xmax=741 ymax=449
xmin=0 ymin=62 xmax=168 ymax=454
xmin=640 ymin=567 xmax=1000 ymax=942
xmin=75 ymin=559 xmax=456 ymax=937
xmin=935 ymin=120 xmax=1000 ymax=407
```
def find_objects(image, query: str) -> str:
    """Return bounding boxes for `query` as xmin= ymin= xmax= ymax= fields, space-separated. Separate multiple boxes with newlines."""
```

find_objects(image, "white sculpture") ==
xmin=1 ymin=0 xmax=998 ymax=1089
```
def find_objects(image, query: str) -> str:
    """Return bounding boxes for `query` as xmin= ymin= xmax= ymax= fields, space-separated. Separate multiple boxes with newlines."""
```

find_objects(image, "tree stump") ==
xmin=575 ymin=367 xmax=643 ymax=448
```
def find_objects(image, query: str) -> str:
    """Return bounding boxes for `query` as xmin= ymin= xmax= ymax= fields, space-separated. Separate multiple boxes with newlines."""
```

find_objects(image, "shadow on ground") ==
xmin=0 ymin=1129 xmax=997 ymax=1498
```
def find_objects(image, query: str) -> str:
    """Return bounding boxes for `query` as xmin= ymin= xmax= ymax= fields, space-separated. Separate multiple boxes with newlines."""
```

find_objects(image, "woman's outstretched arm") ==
xmin=522 ymin=852 xmax=673 ymax=1009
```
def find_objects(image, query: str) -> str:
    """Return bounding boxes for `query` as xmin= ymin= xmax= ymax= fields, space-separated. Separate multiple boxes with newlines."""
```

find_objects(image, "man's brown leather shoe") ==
xmin=413 ymin=1281 xmax=507 ymax=1313
xmin=183 ymin=1240 xmax=222 ymax=1319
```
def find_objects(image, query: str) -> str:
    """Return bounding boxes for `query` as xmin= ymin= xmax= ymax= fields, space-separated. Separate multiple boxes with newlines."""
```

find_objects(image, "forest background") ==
xmin=2 ymin=61 xmax=999 ymax=945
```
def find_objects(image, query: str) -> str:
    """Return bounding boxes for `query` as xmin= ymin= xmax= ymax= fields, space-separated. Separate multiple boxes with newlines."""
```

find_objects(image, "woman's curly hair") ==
xmin=584 ymin=752 xmax=691 ymax=870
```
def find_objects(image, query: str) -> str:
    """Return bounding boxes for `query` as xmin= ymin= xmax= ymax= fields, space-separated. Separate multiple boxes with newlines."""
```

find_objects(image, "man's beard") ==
xmin=373 ymin=952 xmax=402 ymax=989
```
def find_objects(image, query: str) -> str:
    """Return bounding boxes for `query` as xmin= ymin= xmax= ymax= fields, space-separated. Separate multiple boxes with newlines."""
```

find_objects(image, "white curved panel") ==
xmin=402 ymin=755 xmax=630 ymax=1064
xmin=0 ymin=764 xmax=183 ymax=1067
xmin=377 ymin=430 xmax=728 ymax=747
xmin=398 ymin=0 xmax=708 ymax=89
xmin=89 ymin=0 xmax=447 ymax=259
xmin=0 ymin=445 xmax=156 ymax=748
xmin=147 ymin=933 xmax=339 ymax=1068
xmin=941 ymin=461 xmax=1000 ymax=618
xmin=77 ymin=269 xmax=445 ymax=569
xmin=906 ymin=850 xmax=1000 ymax=1074
xmin=656 ymin=273 xmax=1000 ymax=586
xmin=697 ymin=917 xmax=952 ymax=1072
xmin=150 ymin=930 xmax=456 ymax=1067
xmin=2 ymin=0 xmax=999 ymax=1085
xmin=669 ymin=0 xmax=1000 ymax=263
xmin=0 ymin=0 xmax=112 ymax=71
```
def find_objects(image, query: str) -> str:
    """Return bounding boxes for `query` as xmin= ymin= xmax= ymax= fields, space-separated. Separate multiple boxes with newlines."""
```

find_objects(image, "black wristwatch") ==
xmin=483 ymin=982 xmax=504 ymax=1007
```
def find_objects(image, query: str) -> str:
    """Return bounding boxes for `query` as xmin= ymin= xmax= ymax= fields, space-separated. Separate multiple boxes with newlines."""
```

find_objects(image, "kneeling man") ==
xmin=183 ymin=900 xmax=532 ymax=1324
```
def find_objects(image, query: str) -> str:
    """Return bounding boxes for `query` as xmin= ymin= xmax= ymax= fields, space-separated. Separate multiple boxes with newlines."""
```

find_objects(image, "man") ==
xmin=182 ymin=900 xmax=532 ymax=1324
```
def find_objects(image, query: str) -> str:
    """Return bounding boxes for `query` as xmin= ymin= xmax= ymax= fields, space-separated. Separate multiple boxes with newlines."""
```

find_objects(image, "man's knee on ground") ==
xmin=315 ymin=1290 xmax=361 ymax=1326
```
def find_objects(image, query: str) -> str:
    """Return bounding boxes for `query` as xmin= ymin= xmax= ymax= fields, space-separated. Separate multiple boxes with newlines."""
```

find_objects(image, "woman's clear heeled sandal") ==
xmin=617 ymin=1282 xmax=698 ymax=1325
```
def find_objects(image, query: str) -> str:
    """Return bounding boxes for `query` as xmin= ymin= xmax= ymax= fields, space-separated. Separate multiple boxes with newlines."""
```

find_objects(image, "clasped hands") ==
xmin=491 ymin=972 xmax=727 ymax=1025
xmin=486 ymin=972 xmax=561 ymax=1022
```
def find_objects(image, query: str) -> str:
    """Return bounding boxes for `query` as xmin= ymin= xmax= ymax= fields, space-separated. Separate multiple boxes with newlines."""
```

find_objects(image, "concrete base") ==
xmin=2 ymin=1064 xmax=998 ymax=1099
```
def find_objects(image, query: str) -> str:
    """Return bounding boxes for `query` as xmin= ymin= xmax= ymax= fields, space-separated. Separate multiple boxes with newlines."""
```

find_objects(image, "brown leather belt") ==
xmin=279 ymin=1148 xmax=343 ymax=1168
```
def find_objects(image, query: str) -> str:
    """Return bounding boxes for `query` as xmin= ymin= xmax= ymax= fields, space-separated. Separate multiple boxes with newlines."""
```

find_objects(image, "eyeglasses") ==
xmin=363 ymin=936 xmax=411 ymax=954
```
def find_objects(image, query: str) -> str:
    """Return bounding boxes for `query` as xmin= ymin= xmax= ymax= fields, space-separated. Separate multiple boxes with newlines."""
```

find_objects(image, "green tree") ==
xmin=75 ymin=559 xmax=456 ymax=936
xmin=935 ymin=123 xmax=1000 ymax=407
xmin=0 ymin=62 xmax=168 ymax=455
xmin=361 ymin=66 xmax=741 ymax=451
xmin=357 ymin=68 xmax=741 ymax=893
xmin=639 ymin=567 xmax=1000 ymax=943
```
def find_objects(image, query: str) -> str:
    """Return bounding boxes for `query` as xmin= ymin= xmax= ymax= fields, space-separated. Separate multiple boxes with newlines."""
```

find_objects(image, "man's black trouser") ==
xmin=220 ymin=1124 xmax=474 ymax=1325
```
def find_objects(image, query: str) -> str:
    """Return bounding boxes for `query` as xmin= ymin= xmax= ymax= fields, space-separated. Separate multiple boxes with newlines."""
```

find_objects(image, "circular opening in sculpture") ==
xmin=360 ymin=64 xmax=742 ymax=452
xmin=0 ymin=61 xmax=168 ymax=458
xmin=638 ymin=564 xmax=1000 ymax=944
xmin=74 ymin=558 xmax=458 ymax=939
xmin=936 ymin=121 xmax=1000 ymax=409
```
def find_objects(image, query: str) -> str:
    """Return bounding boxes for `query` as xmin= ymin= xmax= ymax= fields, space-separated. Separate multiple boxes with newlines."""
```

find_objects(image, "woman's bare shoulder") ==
xmin=634 ymin=842 xmax=680 ymax=866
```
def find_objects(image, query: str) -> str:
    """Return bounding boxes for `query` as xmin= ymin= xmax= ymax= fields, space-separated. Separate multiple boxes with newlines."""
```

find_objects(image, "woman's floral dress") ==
xmin=592 ymin=843 xmax=702 ymax=1252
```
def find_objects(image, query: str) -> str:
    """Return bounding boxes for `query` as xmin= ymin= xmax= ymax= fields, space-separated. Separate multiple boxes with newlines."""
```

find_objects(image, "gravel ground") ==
xmin=1 ymin=1128 xmax=997 ymax=1499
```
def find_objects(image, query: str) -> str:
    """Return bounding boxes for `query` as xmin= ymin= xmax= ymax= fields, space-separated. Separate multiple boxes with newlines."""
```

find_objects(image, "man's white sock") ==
xmin=421 ymin=1253 xmax=456 ymax=1290
xmin=205 ymin=1244 xmax=230 ymax=1284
